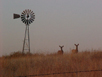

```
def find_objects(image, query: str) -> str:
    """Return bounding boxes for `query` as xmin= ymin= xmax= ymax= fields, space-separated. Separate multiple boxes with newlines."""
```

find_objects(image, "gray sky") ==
xmin=1 ymin=0 xmax=102 ymax=56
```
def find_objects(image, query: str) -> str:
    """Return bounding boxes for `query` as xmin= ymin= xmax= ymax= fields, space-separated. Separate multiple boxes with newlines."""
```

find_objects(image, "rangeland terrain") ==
xmin=1 ymin=51 xmax=102 ymax=77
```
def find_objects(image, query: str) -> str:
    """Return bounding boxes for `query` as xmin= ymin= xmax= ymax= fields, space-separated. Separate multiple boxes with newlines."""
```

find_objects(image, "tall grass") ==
xmin=1 ymin=51 xmax=102 ymax=77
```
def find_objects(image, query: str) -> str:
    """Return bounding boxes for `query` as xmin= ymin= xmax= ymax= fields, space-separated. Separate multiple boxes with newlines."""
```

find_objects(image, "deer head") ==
xmin=59 ymin=45 xmax=64 ymax=51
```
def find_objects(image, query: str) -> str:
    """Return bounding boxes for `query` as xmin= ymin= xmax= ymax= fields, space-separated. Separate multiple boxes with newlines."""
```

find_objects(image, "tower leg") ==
xmin=28 ymin=25 xmax=30 ymax=53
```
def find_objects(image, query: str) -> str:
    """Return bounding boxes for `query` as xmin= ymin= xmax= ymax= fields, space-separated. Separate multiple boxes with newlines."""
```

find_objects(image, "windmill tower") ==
xmin=13 ymin=9 xmax=35 ymax=53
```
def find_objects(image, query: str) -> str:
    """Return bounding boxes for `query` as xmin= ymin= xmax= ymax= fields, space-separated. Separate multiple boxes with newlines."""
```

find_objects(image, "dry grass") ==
xmin=1 ymin=51 xmax=102 ymax=77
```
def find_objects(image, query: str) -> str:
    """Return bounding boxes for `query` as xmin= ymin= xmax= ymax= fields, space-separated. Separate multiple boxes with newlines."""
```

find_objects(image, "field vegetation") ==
xmin=1 ymin=50 xmax=102 ymax=77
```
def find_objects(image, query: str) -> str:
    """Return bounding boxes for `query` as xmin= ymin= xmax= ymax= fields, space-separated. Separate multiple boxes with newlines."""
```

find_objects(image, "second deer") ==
xmin=72 ymin=44 xmax=79 ymax=53
xmin=58 ymin=45 xmax=64 ymax=54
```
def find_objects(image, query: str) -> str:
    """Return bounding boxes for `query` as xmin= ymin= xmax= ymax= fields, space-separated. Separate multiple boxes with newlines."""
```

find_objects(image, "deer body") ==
xmin=58 ymin=45 xmax=64 ymax=54
xmin=72 ymin=44 xmax=79 ymax=53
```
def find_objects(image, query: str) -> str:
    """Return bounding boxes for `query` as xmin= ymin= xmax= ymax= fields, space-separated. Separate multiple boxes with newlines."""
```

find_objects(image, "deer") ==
xmin=72 ymin=44 xmax=79 ymax=53
xmin=58 ymin=45 xmax=64 ymax=54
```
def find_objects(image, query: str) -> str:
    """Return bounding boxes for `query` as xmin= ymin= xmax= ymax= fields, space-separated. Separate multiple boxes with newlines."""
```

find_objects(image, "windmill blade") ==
xmin=13 ymin=13 xmax=20 ymax=19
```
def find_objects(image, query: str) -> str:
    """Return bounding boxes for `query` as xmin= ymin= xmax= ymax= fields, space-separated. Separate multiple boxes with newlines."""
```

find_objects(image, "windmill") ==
xmin=13 ymin=9 xmax=35 ymax=53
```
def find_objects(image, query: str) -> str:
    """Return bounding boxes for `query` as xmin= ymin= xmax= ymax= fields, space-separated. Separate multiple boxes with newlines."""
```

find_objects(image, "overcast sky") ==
xmin=1 ymin=0 xmax=102 ymax=56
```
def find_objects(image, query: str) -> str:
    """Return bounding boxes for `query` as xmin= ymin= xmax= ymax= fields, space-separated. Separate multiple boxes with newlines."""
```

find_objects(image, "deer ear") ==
xmin=78 ymin=44 xmax=79 ymax=45
xmin=74 ymin=44 xmax=76 ymax=46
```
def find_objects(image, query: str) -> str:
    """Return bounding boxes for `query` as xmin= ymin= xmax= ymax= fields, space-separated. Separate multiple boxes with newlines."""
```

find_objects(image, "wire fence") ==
xmin=17 ymin=69 xmax=102 ymax=77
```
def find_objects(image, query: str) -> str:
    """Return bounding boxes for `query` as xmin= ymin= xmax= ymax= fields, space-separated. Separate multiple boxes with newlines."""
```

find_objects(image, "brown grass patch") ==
xmin=1 ymin=51 xmax=102 ymax=77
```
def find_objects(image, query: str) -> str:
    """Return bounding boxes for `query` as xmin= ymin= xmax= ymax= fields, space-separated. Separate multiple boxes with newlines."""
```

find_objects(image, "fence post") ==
xmin=76 ymin=71 xmax=78 ymax=77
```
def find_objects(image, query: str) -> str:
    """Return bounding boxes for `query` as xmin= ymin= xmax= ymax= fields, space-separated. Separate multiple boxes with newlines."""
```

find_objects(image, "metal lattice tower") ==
xmin=13 ymin=9 xmax=35 ymax=53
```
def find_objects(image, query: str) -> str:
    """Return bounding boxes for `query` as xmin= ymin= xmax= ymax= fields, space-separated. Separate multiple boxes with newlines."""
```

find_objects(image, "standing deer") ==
xmin=58 ymin=45 xmax=64 ymax=54
xmin=72 ymin=44 xmax=79 ymax=53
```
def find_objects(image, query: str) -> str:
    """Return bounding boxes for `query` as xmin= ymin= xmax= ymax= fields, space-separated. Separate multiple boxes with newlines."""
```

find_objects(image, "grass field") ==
xmin=1 ymin=51 xmax=102 ymax=77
